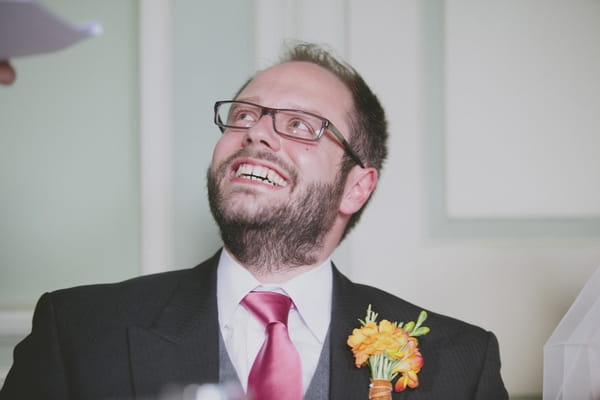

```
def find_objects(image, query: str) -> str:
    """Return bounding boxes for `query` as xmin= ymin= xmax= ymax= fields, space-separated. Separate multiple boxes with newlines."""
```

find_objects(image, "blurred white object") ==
xmin=187 ymin=384 xmax=225 ymax=400
xmin=0 ymin=0 xmax=102 ymax=59
xmin=160 ymin=382 xmax=246 ymax=400
xmin=543 ymin=266 xmax=600 ymax=399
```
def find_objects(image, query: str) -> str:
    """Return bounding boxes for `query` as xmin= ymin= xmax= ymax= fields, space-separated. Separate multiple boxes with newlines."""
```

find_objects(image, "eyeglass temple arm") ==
xmin=328 ymin=124 xmax=365 ymax=168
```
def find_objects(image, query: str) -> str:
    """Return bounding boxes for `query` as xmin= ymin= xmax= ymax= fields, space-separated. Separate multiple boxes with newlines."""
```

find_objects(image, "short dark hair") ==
xmin=235 ymin=42 xmax=389 ymax=239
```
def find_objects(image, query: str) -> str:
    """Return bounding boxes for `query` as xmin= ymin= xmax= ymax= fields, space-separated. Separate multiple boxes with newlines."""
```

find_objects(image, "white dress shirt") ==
xmin=216 ymin=249 xmax=333 ymax=394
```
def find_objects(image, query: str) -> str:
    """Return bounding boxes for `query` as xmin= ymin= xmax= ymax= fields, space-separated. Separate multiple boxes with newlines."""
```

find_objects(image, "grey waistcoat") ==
xmin=219 ymin=332 xmax=331 ymax=399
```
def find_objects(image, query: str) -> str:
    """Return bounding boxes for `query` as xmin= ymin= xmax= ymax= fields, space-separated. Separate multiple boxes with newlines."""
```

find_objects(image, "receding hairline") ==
xmin=235 ymin=60 xmax=355 ymax=120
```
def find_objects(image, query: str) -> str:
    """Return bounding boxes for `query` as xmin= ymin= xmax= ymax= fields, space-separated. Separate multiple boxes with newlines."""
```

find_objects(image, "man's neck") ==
xmin=224 ymin=247 xmax=332 ymax=284
xmin=245 ymin=264 xmax=319 ymax=284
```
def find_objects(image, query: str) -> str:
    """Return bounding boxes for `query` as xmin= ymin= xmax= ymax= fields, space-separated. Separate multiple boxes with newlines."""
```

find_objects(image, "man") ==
xmin=0 ymin=43 xmax=508 ymax=399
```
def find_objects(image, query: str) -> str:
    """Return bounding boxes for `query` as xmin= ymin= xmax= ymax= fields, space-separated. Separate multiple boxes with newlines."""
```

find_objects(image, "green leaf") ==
xmin=413 ymin=326 xmax=430 ymax=337
xmin=416 ymin=310 xmax=428 ymax=327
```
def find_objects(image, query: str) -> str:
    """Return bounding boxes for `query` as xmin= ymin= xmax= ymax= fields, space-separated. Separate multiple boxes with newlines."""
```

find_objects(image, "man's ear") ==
xmin=339 ymin=166 xmax=378 ymax=215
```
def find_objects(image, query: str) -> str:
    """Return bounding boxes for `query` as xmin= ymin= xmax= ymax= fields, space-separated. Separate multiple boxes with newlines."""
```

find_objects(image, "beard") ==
xmin=207 ymin=151 xmax=347 ymax=272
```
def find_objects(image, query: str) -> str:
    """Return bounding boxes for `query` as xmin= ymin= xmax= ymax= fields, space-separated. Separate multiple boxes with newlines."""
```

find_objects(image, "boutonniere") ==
xmin=347 ymin=305 xmax=430 ymax=399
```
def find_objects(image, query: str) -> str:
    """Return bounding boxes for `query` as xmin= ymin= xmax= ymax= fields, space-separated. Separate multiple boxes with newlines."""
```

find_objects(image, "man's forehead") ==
xmin=245 ymin=61 xmax=346 ymax=92
xmin=238 ymin=61 xmax=353 ymax=114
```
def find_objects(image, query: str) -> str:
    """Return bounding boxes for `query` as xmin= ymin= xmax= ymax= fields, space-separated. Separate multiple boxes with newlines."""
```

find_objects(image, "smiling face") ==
xmin=207 ymin=61 xmax=357 ymax=274
xmin=210 ymin=61 xmax=354 ymax=211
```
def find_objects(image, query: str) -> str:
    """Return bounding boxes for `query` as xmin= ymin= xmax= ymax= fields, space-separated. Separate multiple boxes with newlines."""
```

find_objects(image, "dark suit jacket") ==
xmin=0 ymin=251 xmax=508 ymax=399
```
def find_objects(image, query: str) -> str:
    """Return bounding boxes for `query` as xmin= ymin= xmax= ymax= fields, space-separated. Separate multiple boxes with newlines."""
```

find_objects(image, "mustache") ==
xmin=215 ymin=148 xmax=298 ymax=185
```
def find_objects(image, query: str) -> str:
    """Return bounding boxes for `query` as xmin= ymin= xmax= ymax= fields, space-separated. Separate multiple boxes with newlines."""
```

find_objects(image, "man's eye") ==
xmin=236 ymin=111 xmax=256 ymax=122
xmin=289 ymin=118 xmax=314 ymax=134
xmin=227 ymin=108 xmax=258 ymax=126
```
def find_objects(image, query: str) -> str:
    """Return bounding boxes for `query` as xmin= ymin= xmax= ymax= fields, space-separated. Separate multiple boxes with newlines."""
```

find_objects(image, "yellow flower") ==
xmin=347 ymin=321 xmax=380 ymax=366
xmin=392 ymin=338 xmax=424 ymax=391
xmin=395 ymin=368 xmax=421 ymax=391
xmin=347 ymin=306 xmax=430 ymax=392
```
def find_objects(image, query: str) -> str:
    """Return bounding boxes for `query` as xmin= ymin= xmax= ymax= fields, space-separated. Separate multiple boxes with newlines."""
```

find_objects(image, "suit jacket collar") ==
xmin=329 ymin=264 xmax=374 ymax=398
xmin=128 ymin=252 xmax=222 ymax=397
xmin=328 ymin=264 xmax=442 ymax=399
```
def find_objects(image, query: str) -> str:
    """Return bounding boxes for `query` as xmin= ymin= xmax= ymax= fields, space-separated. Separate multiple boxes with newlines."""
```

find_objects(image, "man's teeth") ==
xmin=235 ymin=164 xmax=287 ymax=187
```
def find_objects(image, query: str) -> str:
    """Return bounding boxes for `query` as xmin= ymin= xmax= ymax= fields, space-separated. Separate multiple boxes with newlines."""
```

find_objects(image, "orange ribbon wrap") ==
xmin=369 ymin=379 xmax=392 ymax=400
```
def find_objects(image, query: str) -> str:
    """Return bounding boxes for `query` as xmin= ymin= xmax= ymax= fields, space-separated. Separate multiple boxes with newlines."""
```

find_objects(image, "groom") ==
xmin=1 ymin=42 xmax=508 ymax=399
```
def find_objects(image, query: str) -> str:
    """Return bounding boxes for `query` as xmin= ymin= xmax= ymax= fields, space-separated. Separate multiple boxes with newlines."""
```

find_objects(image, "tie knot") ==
xmin=242 ymin=291 xmax=292 ymax=327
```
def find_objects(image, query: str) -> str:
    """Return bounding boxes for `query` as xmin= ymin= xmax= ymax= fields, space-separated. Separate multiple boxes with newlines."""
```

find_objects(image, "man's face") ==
xmin=207 ymin=61 xmax=355 ymax=268
xmin=209 ymin=61 xmax=354 ymax=226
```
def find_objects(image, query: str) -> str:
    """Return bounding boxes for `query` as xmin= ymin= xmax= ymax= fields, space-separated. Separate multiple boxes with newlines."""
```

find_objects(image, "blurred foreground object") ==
xmin=0 ymin=0 xmax=102 ymax=59
xmin=543 ymin=266 xmax=600 ymax=399
xmin=160 ymin=382 xmax=246 ymax=400
xmin=0 ymin=0 xmax=102 ymax=84
xmin=0 ymin=60 xmax=16 ymax=84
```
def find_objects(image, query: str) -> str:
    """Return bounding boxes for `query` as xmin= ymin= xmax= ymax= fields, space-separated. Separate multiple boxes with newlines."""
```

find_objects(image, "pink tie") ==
xmin=242 ymin=291 xmax=302 ymax=400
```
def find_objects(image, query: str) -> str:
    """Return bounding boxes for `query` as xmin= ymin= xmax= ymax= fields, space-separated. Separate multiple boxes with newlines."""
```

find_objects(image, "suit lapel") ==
xmin=328 ymin=265 xmax=418 ymax=399
xmin=128 ymin=253 xmax=221 ymax=397
xmin=328 ymin=265 xmax=373 ymax=399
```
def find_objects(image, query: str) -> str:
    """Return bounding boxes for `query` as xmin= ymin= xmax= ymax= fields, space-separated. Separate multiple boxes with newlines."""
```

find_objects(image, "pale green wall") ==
xmin=0 ymin=0 xmax=140 ymax=309
xmin=173 ymin=1 xmax=254 ymax=269
xmin=1 ymin=0 xmax=262 ymax=305
xmin=0 ymin=0 xmax=255 ymax=380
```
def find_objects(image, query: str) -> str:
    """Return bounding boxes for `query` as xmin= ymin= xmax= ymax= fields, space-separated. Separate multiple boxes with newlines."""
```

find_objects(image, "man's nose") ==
xmin=242 ymin=114 xmax=282 ymax=152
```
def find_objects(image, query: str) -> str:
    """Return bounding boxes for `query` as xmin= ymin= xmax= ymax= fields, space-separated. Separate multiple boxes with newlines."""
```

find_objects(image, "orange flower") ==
xmin=392 ymin=338 xmax=424 ymax=391
xmin=347 ymin=321 xmax=378 ymax=366
xmin=395 ymin=369 xmax=420 ymax=391
xmin=347 ymin=306 xmax=430 ymax=394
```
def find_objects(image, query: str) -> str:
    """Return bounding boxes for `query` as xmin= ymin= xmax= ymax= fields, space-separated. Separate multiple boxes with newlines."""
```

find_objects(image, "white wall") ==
xmin=2 ymin=1 xmax=599 ymax=397
xmin=337 ymin=1 xmax=600 ymax=397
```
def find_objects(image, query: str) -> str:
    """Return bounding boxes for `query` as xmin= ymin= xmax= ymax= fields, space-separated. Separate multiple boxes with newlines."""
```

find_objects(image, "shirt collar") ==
xmin=217 ymin=248 xmax=333 ymax=343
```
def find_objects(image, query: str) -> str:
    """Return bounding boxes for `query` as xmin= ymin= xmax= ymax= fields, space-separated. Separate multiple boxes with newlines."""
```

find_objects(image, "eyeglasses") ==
xmin=213 ymin=100 xmax=365 ymax=168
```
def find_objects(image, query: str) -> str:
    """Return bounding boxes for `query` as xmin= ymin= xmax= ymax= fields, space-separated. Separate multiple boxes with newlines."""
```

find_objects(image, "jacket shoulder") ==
xmin=334 ymin=267 xmax=489 ymax=340
xmin=45 ymin=253 xmax=219 ymax=327
xmin=333 ymin=268 xmax=507 ymax=399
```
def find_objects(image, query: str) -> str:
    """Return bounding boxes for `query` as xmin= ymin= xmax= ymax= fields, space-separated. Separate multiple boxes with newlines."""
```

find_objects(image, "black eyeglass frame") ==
xmin=213 ymin=100 xmax=365 ymax=168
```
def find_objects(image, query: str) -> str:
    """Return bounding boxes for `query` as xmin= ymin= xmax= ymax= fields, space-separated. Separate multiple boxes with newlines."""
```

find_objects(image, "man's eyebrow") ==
xmin=235 ymin=97 xmax=326 ymax=118
xmin=234 ymin=96 xmax=258 ymax=103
